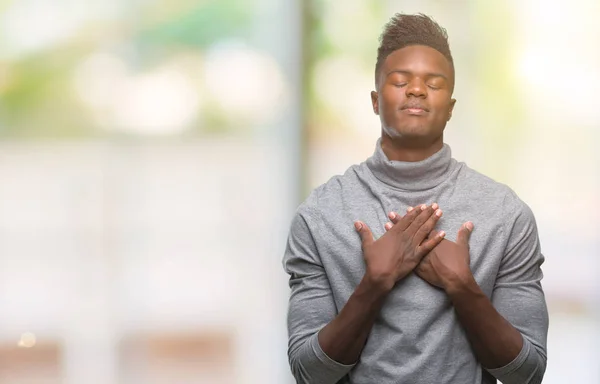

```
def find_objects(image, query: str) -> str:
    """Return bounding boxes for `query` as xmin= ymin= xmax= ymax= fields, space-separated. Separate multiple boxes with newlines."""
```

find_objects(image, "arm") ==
xmin=284 ymin=205 xmax=356 ymax=384
xmin=390 ymin=202 xmax=548 ymax=383
xmin=317 ymin=275 xmax=391 ymax=365
xmin=284 ymin=202 xmax=443 ymax=383
xmin=474 ymin=201 xmax=548 ymax=384
xmin=444 ymin=215 xmax=548 ymax=383
xmin=446 ymin=269 xmax=548 ymax=384
xmin=445 ymin=276 xmax=525 ymax=370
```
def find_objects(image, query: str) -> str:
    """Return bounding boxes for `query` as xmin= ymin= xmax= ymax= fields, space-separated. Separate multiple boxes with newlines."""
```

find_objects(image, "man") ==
xmin=283 ymin=13 xmax=548 ymax=384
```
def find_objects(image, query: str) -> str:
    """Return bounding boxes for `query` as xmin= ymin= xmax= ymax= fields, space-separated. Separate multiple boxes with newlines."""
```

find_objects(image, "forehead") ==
xmin=382 ymin=45 xmax=453 ymax=77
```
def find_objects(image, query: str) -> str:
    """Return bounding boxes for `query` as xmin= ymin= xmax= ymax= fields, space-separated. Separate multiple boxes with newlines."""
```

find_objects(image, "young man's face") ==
xmin=371 ymin=45 xmax=456 ymax=144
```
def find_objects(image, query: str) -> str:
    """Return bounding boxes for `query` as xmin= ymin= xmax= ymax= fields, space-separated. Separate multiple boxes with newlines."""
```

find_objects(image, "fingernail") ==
xmin=407 ymin=206 xmax=413 ymax=212
xmin=354 ymin=222 xmax=362 ymax=230
xmin=439 ymin=231 xmax=445 ymax=237
xmin=466 ymin=222 xmax=473 ymax=231
xmin=432 ymin=203 xmax=438 ymax=210
xmin=420 ymin=204 xmax=427 ymax=210
xmin=388 ymin=212 xmax=396 ymax=220
xmin=385 ymin=222 xmax=392 ymax=230
xmin=435 ymin=209 xmax=443 ymax=217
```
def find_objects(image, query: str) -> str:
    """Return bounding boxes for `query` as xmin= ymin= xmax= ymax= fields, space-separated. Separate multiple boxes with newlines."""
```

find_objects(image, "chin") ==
xmin=386 ymin=124 xmax=430 ymax=138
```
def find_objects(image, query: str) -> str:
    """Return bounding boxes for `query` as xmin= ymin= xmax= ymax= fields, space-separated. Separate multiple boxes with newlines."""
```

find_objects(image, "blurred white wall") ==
xmin=0 ymin=138 xmax=296 ymax=383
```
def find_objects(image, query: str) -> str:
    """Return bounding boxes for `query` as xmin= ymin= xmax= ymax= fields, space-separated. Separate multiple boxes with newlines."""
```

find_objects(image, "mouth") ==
xmin=401 ymin=106 xmax=429 ymax=115
xmin=401 ymin=104 xmax=429 ymax=115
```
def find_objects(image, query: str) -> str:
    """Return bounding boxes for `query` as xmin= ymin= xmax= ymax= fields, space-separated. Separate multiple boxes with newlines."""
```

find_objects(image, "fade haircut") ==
xmin=375 ymin=13 xmax=454 ymax=88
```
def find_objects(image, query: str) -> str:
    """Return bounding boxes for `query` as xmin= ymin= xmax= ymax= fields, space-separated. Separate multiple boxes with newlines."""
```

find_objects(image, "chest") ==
xmin=317 ymin=193 xmax=507 ymax=308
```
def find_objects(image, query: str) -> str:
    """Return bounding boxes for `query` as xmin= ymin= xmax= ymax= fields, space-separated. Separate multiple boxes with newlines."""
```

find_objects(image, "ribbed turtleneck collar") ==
xmin=365 ymin=138 xmax=457 ymax=191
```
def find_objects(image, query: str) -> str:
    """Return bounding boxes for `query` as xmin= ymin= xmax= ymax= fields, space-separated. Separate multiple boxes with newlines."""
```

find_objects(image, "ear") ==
xmin=371 ymin=91 xmax=379 ymax=115
xmin=447 ymin=98 xmax=457 ymax=121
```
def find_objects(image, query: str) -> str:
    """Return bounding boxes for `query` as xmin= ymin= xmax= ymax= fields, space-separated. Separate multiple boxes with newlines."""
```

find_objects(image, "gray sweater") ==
xmin=283 ymin=140 xmax=548 ymax=384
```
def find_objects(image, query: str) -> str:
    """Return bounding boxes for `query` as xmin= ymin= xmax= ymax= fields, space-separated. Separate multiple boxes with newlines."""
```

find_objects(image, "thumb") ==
xmin=457 ymin=221 xmax=474 ymax=247
xmin=354 ymin=221 xmax=374 ymax=248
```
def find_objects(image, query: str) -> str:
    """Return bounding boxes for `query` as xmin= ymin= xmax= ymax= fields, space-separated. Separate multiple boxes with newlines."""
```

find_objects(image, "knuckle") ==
xmin=413 ymin=216 xmax=425 ymax=227
xmin=415 ymin=227 xmax=428 ymax=238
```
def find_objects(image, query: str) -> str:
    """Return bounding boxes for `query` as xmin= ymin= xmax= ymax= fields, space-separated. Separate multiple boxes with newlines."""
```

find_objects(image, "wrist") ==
xmin=443 ymin=271 xmax=477 ymax=295
xmin=360 ymin=273 xmax=394 ymax=298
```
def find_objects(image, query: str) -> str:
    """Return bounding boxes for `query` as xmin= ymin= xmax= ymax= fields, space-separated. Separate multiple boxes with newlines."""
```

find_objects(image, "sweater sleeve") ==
xmin=485 ymin=198 xmax=549 ymax=384
xmin=282 ymin=201 xmax=355 ymax=384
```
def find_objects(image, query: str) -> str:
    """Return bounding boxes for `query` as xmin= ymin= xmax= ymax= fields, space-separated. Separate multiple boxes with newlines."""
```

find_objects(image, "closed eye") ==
xmin=393 ymin=83 xmax=407 ymax=88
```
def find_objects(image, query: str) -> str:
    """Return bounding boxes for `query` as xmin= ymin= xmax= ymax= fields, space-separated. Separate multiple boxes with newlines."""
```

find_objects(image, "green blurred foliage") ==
xmin=1 ymin=48 xmax=93 ymax=138
xmin=304 ymin=0 xmax=383 ymax=138
xmin=0 ymin=0 xmax=252 ymax=139
xmin=137 ymin=0 xmax=250 ymax=50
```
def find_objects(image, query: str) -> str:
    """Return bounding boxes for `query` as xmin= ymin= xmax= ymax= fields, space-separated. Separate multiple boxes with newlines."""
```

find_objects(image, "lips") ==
xmin=401 ymin=102 xmax=429 ymax=115
xmin=401 ymin=103 xmax=429 ymax=112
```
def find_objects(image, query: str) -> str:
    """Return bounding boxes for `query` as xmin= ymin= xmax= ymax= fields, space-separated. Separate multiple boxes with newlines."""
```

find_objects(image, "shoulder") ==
xmin=457 ymin=164 xmax=512 ymax=198
xmin=462 ymin=167 xmax=540 ymax=250
xmin=454 ymin=165 xmax=539 ymax=244
xmin=458 ymin=164 xmax=535 ymax=219
xmin=290 ymin=162 xmax=366 ymax=234
xmin=304 ymin=163 xmax=365 ymax=209
xmin=501 ymin=188 xmax=538 ymax=238
xmin=290 ymin=190 xmax=321 ymax=236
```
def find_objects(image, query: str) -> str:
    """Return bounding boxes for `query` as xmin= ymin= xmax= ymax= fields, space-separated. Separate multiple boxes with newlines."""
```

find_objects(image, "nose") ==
xmin=406 ymin=78 xmax=427 ymax=98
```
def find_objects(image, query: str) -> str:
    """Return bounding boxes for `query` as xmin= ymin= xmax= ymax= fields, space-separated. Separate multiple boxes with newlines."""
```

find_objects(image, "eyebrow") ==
xmin=386 ymin=70 xmax=448 ymax=81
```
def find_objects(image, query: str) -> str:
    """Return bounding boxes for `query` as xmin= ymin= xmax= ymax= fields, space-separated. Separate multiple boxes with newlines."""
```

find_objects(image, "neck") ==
xmin=380 ymin=132 xmax=444 ymax=162
xmin=365 ymin=136 xmax=458 ymax=191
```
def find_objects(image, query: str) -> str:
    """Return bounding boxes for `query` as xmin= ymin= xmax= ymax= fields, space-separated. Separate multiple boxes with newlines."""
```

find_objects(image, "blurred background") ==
xmin=0 ymin=0 xmax=598 ymax=383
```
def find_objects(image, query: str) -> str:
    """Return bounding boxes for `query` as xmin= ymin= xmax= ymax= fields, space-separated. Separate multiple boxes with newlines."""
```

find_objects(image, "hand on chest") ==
xmin=350 ymin=201 xmax=502 ymax=286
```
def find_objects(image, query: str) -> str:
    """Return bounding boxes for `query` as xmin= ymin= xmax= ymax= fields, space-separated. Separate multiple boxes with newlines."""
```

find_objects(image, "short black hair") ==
xmin=375 ymin=13 xmax=454 ymax=86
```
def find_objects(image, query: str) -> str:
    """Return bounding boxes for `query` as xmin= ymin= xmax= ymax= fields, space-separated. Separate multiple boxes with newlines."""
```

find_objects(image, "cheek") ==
xmin=435 ymin=107 xmax=449 ymax=119
xmin=432 ymin=100 xmax=452 ymax=118
xmin=379 ymin=89 xmax=403 ymax=111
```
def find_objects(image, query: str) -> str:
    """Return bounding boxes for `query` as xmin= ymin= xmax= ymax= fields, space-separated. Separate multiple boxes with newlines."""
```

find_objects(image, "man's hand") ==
xmin=354 ymin=203 xmax=445 ymax=292
xmin=384 ymin=207 xmax=474 ymax=290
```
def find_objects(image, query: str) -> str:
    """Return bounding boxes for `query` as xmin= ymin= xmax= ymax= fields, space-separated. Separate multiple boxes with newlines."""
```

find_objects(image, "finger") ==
xmin=386 ymin=205 xmax=434 ymax=229
xmin=384 ymin=222 xmax=393 ymax=231
xmin=456 ymin=221 xmax=474 ymax=247
xmin=354 ymin=221 xmax=374 ymax=248
xmin=413 ymin=208 xmax=443 ymax=245
xmin=416 ymin=230 xmax=446 ymax=257
xmin=392 ymin=203 xmax=428 ymax=232
xmin=404 ymin=204 xmax=436 ymax=237
xmin=421 ymin=225 xmax=442 ymax=243
xmin=388 ymin=211 xmax=401 ymax=224
xmin=410 ymin=202 xmax=438 ymax=213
